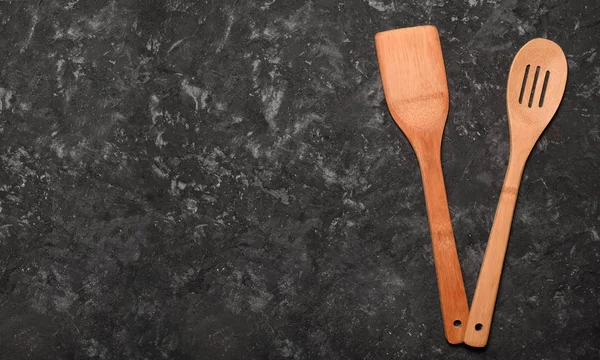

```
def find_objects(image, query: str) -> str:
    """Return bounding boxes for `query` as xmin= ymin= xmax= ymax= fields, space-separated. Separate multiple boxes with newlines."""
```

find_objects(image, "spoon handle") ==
xmin=417 ymin=148 xmax=469 ymax=344
xmin=464 ymin=156 xmax=527 ymax=347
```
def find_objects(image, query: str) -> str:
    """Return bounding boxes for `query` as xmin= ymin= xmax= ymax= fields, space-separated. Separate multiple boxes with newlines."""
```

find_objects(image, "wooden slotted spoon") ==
xmin=464 ymin=38 xmax=568 ymax=347
xmin=375 ymin=25 xmax=469 ymax=344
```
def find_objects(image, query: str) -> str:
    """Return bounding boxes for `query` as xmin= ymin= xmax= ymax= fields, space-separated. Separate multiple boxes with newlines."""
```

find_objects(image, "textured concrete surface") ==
xmin=0 ymin=0 xmax=599 ymax=358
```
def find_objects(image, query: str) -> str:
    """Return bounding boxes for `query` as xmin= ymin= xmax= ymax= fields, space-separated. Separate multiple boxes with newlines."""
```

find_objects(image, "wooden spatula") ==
xmin=375 ymin=25 xmax=469 ymax=344
xmin=464 ymin=38 xmax=568 ymax=347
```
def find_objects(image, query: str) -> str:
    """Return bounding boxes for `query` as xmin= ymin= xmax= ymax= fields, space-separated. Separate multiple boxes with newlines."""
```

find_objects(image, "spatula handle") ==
xmin=464 ymin=157 xmax=526 ymax=347
xmin=417 ymin=148 xmax=469 ymax=344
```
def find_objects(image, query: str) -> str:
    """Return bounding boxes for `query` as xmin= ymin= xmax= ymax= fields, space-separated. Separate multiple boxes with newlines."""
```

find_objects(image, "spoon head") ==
xmin=375 ymin=26 xmax=449 ymax=140
xmin=506 ymin=38 xmax=567 ymax=136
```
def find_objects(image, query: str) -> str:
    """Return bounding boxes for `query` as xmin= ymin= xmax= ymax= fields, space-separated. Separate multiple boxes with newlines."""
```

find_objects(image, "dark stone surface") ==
xmin=0 ymin=0 xmax=599 ymax=358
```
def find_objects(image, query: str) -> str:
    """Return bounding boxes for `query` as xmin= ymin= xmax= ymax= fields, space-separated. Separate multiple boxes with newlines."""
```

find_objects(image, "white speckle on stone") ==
xmin=293 ymin=113 xmax=321 ymax=134
xmin=267 ymin=55 xmax=281 ymax=64
xmin=65 ymin=0 xmax=80 ymax=10
xmin=215 ymin=102 xmax=227 ymax=111
xmin=21 ymin=11 xmax=39 ymax=53
xmin=155 ymin=131 xmax=168 ymax=148
xmin=181 ymin=79 xmax=208 ymax=112
xmin=251 ymin=59 xmax=261 ymax=89
xmin=56 ymin=59 xmax=66 ymax=89
xmin=260 ymin=0 xmax=276 ymax=10
xmin=51 ymin=140 xmax=66 ymax=158
xmin=366 ymin=0 xmax=394 ymax=12
xmin=66 ymin=26 xmax=84 ymax=40
xmin=343 ymin=198 xmax=366 ymax=210
xmin=0 ymin=88 xmax=15 ymax=112
xmin=591 ymin=228 xmax=600 ymax=242
xmin=585 ymin=50 xmax=596 ymax=63
xmin=262 ymin=26 xmax=278 ymax=40
xmin=216 ymin=12 xmax=234 ymax=53
xmin=260 ymin=84 xmax=285 ymax=130
xmin=167 ymin=38 xmax=184 ymax=54
xmin=246 ymin=140 xmax=262 ymax=158
xmin=170 ymin=179 xmax=179 ymax=196
xmin=73 ymin=67 xmax=85 ymax=80
xmin=149 ymin=94 xmax=162 ymax=124
xmin=151 ymin=164 xmax=169 ymax=179
xmin=184 ymin=198 xmax=198 ymax=214
xmin=322 ymin=167 xmax=337 ymax=185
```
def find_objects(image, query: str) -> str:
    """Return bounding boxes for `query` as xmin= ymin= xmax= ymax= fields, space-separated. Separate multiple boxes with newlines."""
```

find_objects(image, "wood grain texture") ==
xmin=375 ymin=25 xmax=469 ymax=344
xmin=464 ymin=38 xmax=568 ymax=347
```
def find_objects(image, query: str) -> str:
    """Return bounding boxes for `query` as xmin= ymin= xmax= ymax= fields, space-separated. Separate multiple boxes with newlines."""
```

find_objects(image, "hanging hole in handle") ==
xmin=475 ymin=323 xmax=483 ymax=331
xmin=453 ymin=320 xmax=462 ymax=327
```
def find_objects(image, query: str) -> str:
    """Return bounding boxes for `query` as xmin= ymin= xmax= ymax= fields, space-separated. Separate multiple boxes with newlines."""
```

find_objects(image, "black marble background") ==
xmin=0 ymin=0 xmax=599 ymax=359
